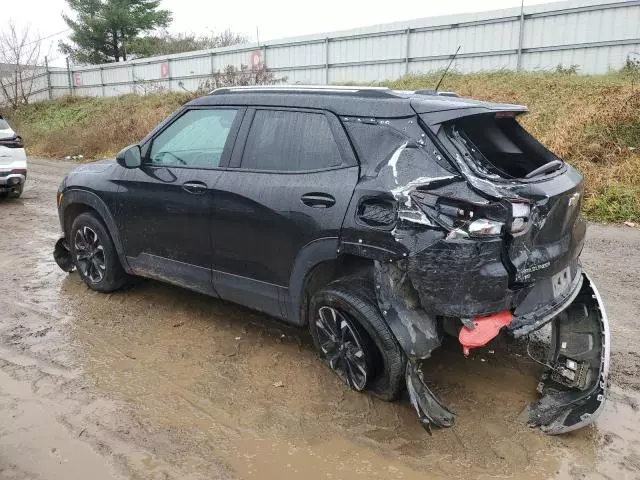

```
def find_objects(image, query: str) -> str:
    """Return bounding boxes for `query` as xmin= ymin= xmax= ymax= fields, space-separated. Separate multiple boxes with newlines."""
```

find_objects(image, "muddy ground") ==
xmin=0 ymin=158 xmax=639 ymax=480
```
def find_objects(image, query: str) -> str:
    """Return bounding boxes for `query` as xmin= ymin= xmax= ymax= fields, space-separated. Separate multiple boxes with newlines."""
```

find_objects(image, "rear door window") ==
xmin=149 ymin=109 xmax=238 ymax=167
xmin=240 ymin=110 xmax=343 ymax=171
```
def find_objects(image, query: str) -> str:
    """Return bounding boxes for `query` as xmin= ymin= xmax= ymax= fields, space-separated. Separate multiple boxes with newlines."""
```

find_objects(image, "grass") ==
xmin=383 ymin=70 xmax=640 ymax=222
xmin=1 ymin=70 xmax=639 ymax=222
xmin=2 ymin=92 xmax=191 ymax=159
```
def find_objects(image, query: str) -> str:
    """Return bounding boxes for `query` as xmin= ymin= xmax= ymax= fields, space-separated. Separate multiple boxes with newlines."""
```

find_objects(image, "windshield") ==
xmin=0 ymin=118 xmax=10 ymax=130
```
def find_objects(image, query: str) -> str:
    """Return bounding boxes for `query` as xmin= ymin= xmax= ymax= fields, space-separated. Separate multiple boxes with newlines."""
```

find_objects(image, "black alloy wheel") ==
xmin=315 ymin=305 xmax=369 ymax=390
xmin=74 ymin=225 xmax=106 ymax=284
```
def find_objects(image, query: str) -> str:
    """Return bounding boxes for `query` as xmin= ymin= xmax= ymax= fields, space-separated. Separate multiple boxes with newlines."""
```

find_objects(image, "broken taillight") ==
xmin=409 ymin=191 xmax=532 ymax=239
xmin=411 ymin=191 xmax=509 ymax=237
xmin=510 ymin=202 xmax=531 ymax=234
xmin=467 ymin=218 xmax=503 ymax=237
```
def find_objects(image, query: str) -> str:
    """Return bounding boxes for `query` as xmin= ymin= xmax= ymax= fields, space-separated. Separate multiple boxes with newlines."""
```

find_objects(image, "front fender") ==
xmin=58 ymin=189 xmax=131 ymax=273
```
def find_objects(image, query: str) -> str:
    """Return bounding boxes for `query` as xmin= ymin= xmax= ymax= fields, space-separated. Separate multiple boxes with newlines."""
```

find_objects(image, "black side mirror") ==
xmin=116 ymin=144 xmax=142 ymax=168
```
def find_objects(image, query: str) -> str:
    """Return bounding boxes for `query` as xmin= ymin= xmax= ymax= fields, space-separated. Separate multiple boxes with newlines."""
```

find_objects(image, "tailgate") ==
xmin=509 ymin=169 xmax=586 ymax=286
xmin=417 ymin=104 xmax=587 ymax=311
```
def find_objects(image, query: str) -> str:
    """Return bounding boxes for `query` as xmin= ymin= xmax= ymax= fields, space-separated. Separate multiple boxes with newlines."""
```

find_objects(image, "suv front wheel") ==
xmin=309 ymin=277 xmax=406 ymax=401
xmin=70 ymin=212 xmax=127 ymax=292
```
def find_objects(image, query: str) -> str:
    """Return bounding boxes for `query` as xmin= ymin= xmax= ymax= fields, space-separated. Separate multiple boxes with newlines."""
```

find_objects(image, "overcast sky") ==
xmin=4 ymin=0 xmax=557 ymax=66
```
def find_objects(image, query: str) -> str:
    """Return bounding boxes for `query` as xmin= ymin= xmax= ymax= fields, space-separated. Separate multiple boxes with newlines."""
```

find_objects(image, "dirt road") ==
xmin=1 ymin=158 xmax=639 ymax=480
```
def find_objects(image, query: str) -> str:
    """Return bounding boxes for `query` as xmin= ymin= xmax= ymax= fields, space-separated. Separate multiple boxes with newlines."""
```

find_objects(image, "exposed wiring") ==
xmin=526 ymin=338 xmax=559 ymax=373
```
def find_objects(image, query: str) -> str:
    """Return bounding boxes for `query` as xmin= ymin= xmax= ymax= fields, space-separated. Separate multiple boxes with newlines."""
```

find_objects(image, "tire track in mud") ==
xmin=0 ymin=158 xmax=638 ymax=479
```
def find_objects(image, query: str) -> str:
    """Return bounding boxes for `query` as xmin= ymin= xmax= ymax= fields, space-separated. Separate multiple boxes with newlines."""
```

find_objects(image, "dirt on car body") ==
xmin=0 ymin=158 xmax=639 ymax=480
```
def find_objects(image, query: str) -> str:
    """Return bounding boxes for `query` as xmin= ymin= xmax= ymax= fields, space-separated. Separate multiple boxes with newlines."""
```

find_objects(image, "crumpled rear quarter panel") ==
xmin=406 ymin=236 xmax=513 ymax=317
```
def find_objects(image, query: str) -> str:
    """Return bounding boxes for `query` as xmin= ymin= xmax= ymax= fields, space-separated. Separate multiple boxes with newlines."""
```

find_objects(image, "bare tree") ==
xmin=0 ymin=21 xmax=42 ymax=108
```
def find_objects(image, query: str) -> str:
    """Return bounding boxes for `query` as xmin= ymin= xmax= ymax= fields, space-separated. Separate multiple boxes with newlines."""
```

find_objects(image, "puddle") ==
xmin=0 ymin=159 xmax=639 ymax=479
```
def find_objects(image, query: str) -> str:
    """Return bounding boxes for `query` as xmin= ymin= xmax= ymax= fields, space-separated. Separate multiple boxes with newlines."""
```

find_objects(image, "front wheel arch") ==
xmin=59 ymin=190 xmax=131 ymax=274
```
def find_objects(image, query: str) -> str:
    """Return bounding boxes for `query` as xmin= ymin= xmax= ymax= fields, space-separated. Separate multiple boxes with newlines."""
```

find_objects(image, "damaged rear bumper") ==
xmin=527 ymin=272 xmax=610 ymax=434
xmin=378 ymin=260 xmax=609 ymax=434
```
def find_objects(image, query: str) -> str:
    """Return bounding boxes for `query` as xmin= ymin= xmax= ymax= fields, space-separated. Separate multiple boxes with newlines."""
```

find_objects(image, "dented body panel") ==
xmin=528 ymin=273 xmax=610 ymax=434
xmin=341 ymin=98 xmax=591 ymax=353
xmin=335 ymin=91 xmax=608 ymax=433
xmin=54 ymin=86 xmax=609 ymax=435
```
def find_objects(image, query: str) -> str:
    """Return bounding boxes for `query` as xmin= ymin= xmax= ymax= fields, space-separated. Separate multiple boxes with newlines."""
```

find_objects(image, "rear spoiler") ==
xmin=410 ymin=96 xmax=528 ymax=131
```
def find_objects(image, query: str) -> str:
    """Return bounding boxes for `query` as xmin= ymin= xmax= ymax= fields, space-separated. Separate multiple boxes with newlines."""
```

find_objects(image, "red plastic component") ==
xmin=458 ymin=311 xmax=513 ymax=356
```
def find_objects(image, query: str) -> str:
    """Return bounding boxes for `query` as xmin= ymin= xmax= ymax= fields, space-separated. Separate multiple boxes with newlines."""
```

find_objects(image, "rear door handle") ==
xmin=182 ymin=181 xmax=207 ymax=195
xmin=301 ymin=192 xmax=336 ymax=208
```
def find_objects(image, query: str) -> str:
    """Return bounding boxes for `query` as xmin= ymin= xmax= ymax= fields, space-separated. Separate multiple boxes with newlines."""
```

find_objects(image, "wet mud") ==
xmin=0 ymin=158 xmax=639 ymax=479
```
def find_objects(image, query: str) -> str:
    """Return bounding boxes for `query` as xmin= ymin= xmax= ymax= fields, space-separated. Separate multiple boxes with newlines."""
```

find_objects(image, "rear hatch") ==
xmin=414 ymin=97 xmax=586 ymax=314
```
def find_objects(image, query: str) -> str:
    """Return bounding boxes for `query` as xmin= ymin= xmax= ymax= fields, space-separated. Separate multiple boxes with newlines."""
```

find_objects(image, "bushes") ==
xmin=2 ymin=92 xmax=191 ymax=158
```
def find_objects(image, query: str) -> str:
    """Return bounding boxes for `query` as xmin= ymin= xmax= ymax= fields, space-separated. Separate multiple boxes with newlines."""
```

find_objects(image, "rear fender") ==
xmin=373 ymin=260 xmax=441 ymax=360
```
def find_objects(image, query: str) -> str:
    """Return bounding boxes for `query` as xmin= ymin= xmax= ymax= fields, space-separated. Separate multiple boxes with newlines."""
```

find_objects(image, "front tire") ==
xmin=309 ymin=276 xmax=406 ymax=401
xmin=70 ymin=212 xmax=127 ymax=292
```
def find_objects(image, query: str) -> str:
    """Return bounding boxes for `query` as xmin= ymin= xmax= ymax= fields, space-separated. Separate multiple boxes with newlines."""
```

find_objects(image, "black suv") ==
xmin=54 ymin=85 xmax=609 ymax=434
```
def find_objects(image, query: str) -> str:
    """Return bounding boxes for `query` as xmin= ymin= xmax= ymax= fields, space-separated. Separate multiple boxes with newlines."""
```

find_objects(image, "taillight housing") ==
xmin=467 ymin=218 xmax=503 ymax=237
xmin=510 ymin=202 xmax=531 ymax=234
xmin=410 ymin=190 xmax=531 ymax=238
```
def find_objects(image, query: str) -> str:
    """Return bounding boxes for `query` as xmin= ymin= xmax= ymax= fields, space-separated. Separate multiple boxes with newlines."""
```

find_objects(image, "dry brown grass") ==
xmin=2 ymin=71 xmax=638 ymax=221
xmin=2 ymin=92 xmax=192 ymax=159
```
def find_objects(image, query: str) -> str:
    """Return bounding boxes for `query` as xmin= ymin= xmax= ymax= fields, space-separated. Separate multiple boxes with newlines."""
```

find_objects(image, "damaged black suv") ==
xmin=54 ymin=85 xmax=609 ymax=434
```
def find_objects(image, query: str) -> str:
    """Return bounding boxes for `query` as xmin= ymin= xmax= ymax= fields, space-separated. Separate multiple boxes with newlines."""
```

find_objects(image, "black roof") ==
xmin=187 ymin=85 xmax=527 ymax=120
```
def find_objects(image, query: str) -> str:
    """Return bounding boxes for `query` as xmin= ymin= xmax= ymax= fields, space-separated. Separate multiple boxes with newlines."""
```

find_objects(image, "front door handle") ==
xmin=182 ymin=181 xmax=207 ymax=195
xmin=301 ymin=192 xmax=336 ymax=208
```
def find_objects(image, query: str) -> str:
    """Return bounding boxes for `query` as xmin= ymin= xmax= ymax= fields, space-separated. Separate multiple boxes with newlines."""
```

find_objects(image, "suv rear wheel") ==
xmin=309 ymin=277 xmax=406 ymax=401
xmin=70 ymin=212 xmax=127 ymax=292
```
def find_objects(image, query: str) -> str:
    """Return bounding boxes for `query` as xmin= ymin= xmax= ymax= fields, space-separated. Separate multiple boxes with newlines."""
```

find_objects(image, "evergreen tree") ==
xmin=59 ymin=0 xmax=172 ymax=64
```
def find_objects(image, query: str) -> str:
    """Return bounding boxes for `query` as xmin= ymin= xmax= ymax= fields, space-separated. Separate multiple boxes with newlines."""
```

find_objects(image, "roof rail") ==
xmin=210 ymin=84 xmax=393 ymax=97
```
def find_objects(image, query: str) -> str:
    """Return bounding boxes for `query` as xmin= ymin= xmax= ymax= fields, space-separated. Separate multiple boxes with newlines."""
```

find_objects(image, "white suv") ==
xmin=0 ymin=116 xmax=27 ymax=198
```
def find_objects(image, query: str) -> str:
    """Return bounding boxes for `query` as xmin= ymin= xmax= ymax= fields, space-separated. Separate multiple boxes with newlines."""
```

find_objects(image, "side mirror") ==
xmin=116 ymin=144 xmax=142 ymax=168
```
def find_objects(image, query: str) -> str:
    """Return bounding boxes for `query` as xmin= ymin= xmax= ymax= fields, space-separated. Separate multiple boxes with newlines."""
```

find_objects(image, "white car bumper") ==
xmin=0 ymin=148 xmax=27 ymax=190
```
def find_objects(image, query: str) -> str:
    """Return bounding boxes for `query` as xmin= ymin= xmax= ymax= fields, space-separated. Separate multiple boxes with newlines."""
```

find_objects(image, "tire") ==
xmin=309 ymin=275 xmax=406 ymax=401
xmin=7 ymin=185 xmax=23 ymax=198
xmin=70 ymin=212 xmax=127 ymax=292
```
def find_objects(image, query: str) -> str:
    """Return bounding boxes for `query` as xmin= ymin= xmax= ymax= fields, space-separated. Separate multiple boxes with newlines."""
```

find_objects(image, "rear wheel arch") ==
xmin=298 ymin=254 xmax=375 ymax=327
xmin=308 ymin=276 xmax=406 ymax=400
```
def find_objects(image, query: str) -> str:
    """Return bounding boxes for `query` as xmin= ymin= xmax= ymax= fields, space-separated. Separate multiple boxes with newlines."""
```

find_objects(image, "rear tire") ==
xmin=309 ymin=275 xmax=406 ymax=401
xmin=70 ymin=212 xmax=127 ymax=292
